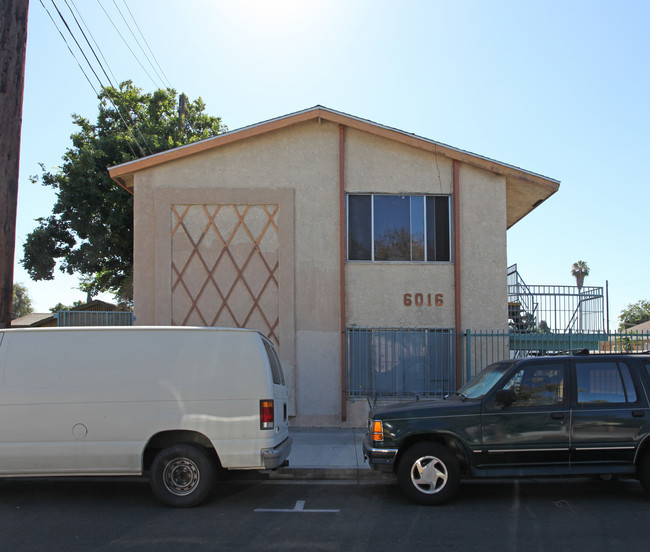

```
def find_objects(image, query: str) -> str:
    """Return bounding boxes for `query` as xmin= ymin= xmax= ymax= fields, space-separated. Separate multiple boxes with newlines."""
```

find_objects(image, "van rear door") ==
xmin=261 ymin=338 xmax=289 ymax=435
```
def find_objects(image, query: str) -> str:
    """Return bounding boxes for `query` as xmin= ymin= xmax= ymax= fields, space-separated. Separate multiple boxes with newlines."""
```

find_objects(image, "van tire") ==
xmin=397 ymin=442 xmax=460 ymax=505
xmin=150 ymin=444 xmax=216 ymax=508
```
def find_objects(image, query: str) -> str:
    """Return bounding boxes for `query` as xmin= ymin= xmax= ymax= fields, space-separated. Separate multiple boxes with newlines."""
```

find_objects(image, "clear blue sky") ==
xmin=14 ymin=0 xmax=650 ymax=328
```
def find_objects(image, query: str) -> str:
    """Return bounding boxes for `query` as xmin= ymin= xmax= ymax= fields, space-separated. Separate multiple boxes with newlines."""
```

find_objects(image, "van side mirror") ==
xmin=495 ymin=389 xmax=516 ymax=407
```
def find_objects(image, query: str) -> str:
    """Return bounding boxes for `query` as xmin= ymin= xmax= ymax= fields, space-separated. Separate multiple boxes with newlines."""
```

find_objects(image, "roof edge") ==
xmin=108 ymin=106 xmax=560 ymax=194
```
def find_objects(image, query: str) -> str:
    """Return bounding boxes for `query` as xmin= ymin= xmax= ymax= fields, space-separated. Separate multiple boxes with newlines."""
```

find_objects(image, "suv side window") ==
xmin=501 ymin=363 xmax=565 ymax=407
xmin=575 ymin=361 xmax=637 ymax=404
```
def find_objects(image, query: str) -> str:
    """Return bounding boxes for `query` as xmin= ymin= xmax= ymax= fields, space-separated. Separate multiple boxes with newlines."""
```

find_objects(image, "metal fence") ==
xmin=346 ymin=326 xmax=650 ymax=398
xmin=346 ymin=327 xmax=456 ymax=399
xmin=463 ymin=329 xmax=650 ymax=384
xmin=56 ymin=311 xmax=134 ymax=327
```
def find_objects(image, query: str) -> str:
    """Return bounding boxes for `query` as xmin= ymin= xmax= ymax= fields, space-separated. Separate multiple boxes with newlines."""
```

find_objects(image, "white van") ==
xmin=0 ymin=326 xmax=291 ymax=507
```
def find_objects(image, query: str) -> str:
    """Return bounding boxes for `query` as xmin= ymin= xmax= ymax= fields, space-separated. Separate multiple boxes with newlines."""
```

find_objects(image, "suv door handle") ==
xmin=551 ymin=413 xmax=565 ymax=420
xmin=632 ymin=411 xmax=645 ymax=418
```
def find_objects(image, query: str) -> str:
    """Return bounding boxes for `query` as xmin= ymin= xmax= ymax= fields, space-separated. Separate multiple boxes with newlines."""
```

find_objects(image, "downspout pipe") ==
xmin=453 ymin=161 xmax=462 ymax=388
xmin=339 ymin=124 xmax=347 ymax=422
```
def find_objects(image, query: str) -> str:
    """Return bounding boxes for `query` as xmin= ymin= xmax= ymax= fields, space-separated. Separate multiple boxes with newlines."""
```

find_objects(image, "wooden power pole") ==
xmin=0 ymin=0 xmax=29 ymax=328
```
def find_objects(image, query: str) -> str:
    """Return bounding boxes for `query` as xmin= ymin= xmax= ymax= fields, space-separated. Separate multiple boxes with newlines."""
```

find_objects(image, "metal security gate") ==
xmin=346 ymin=327 xmax=456 ymax=399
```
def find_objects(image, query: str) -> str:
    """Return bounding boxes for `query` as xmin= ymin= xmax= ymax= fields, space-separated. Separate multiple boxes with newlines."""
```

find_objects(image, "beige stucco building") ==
xmin=109 ymin=106 xmax=559 ymax=427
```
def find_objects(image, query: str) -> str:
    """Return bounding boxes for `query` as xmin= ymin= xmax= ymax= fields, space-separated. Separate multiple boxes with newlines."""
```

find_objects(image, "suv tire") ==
xmin=639 ymin=450 xmax=650 ymax=494
xmin=397 ymin=442 xmax=460 ymax=505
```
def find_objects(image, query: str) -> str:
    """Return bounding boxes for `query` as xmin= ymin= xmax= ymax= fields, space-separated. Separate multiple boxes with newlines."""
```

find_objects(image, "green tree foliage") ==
xmin=12 ymin=283 xmax=33 ymax=319
xmin=48 ymin=301 xmax=86 ymax=313
xmin=21 ymin=82 xmax=226 ymax=301
xmin=618 ymin=299 xmax=650 ymax=330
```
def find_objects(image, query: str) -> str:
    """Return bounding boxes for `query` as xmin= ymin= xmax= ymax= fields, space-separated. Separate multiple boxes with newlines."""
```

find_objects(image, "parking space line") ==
xmin=255 ymin=500 xmax=340 ymax=513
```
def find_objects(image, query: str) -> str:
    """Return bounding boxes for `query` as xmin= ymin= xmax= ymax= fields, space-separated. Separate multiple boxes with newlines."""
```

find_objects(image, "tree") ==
xmin=571 ymin=260 xmax=590 ymax=290
xmin=618 ymin=300 xmax=650 ymax=330
xmin=49 ymin=301 xmax=86 ymax=313
xmin=21 ymin=82 xmax=226 ymax=302
xmin=12 ymin=282 xmax=33 ymax=319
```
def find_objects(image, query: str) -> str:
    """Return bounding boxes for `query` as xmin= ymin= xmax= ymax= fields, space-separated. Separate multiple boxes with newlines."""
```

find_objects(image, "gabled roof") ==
xmin=109 ymin=106 xmax=560 ymax=228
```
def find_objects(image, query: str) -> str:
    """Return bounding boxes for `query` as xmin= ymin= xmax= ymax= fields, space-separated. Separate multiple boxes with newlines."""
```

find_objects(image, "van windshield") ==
xmin=262 ymin=339 xmax=285 ymax=386
xmin=457 ymin=361 xmax=514 ymax=399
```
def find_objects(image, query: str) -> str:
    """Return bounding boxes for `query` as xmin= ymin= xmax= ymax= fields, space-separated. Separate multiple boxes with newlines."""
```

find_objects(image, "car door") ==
xmin=479 ymin=359 xmax=571 ymax=473
xmin=570 ymin=358 xmax=648 ymax=468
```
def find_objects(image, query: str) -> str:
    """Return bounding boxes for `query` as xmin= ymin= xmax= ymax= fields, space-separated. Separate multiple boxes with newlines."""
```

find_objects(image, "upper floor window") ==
xmin=347 ymin=194 xmax=451 ymax=262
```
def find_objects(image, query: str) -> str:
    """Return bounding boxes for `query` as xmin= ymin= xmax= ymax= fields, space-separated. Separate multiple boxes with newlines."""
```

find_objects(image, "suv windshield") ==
xmin=457 ymin=361 xmax=514 ymax=399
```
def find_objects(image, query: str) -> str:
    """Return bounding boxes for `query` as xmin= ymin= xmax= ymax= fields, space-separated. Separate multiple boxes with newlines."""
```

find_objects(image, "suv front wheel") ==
xmin=397 ymin=442 xmax=461 ymax=505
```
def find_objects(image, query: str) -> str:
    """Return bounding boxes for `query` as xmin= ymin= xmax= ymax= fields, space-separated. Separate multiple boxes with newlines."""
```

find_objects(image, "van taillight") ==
xmin=260 ymin=400 xmax=274 ymax=430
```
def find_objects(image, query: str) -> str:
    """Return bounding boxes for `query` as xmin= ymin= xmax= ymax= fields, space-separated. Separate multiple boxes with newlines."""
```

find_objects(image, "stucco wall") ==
xmin=133 ymin=120 xmax=343 ymax=424
xmin=458 ymin=164 xmax=508 ymax=330
xmin=131 ymin=118 xmax=509 ymax=427
xmin=344 ymin=128 xmax=456 ymax=329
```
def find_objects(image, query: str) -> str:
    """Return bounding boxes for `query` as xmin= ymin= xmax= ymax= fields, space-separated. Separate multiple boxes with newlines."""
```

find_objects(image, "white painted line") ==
xmin=255 ymin=500 xmax=340 ymax=513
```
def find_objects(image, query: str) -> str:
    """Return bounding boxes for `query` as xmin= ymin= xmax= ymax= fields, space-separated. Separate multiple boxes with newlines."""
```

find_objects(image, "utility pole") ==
xmin=0 ymin=0 xmax=29 ymax=328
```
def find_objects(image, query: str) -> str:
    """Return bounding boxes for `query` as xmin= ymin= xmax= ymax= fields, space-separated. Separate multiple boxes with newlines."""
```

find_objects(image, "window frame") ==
xmin=346 ymin=193 xmax=453 ymax=263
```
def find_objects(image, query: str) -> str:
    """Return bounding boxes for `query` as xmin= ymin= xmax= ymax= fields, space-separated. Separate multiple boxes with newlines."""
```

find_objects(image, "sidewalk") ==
xmin=267 ymin=427 xmax=394 ymax=482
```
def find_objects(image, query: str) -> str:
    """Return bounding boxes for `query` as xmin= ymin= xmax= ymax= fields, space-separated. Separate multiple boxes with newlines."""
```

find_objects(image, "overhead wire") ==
xmin=43 ymin=0 xmax=177 ymax=157
xmin=96 ymin=0 xmax=162 ymax=90
xmin=68 ymin=0 xmax=119 ymax=87
xmin=38 ymin=0 xmax=100 ymax=97
xmin=121 ymin=0 xmax=173 ymax=89
xmin=112 ymin=0 xmax=171 ymax=90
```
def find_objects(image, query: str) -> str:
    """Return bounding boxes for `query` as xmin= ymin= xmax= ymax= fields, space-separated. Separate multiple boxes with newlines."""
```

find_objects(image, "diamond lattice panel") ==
xmin=171 ymin=204 xmax=280 ymax=344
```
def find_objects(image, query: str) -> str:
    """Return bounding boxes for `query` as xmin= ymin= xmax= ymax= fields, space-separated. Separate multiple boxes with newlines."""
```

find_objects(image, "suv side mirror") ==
xmin=495 ymin=389 xmax=516 ymax=407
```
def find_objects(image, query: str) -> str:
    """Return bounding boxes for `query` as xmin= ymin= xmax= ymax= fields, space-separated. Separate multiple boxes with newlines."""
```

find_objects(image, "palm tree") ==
xmin=571 ymin=261 xmax=590 ymax=331
xmin=571 ymin=261 xmax=590 ymax=290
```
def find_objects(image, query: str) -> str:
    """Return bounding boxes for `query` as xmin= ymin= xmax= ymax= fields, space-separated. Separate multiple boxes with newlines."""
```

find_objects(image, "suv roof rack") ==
xmin=550 ymin=348 xmax=590 ymax=356
xmin=548 ymin=349 xmax=650 ymax=357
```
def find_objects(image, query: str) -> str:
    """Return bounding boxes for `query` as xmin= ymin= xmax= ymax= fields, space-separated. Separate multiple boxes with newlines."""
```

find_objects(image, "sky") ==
xmin=12 ymin=0 xmax=650 ymax=329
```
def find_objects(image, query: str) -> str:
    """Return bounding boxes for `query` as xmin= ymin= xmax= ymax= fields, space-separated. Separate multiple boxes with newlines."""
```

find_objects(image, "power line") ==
xmin=41 ymin=0 xmax=176 ymax=157
xmin=68 ymin=0 xmax=119 ymax=86
xmin=62 ymin=0 xmax=116 ymax=90
xmin=112 ymin=0 xmax=171 ymax=89
xmin=121 ymin=0 xmax=172 ymax=89
xmin=96 ymin=0 xmax=161 ymax=89
xmin=49 ymin=0 xmax=106 ymax=91
xmin=45 ymin=0 xmax=148 ymax=157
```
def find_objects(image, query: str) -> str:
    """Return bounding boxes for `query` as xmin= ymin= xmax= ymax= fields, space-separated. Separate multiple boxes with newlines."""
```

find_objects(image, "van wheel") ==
xmin=397 ymin=442 xmax=460 ymax=505
xmin=150 ymin=444 xmax=216 ymax=508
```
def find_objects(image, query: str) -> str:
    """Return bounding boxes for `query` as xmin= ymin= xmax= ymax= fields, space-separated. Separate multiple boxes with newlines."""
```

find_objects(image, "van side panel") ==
xmin=0 ymin=328 xmax=290 ymax=475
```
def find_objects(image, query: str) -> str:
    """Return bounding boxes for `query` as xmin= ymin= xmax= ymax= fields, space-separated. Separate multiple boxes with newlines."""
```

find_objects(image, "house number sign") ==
xmin=403 ymin=293 xmax=444 ymax=307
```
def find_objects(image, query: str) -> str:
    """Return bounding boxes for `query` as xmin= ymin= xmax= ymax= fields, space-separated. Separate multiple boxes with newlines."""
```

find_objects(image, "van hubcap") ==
xmin=163 ymin=457 xmax=200 ymax=496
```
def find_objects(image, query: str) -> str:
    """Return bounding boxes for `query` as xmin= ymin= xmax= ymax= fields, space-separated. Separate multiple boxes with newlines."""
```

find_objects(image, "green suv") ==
xmin=363 ymin=352 xmax=650 ymax=505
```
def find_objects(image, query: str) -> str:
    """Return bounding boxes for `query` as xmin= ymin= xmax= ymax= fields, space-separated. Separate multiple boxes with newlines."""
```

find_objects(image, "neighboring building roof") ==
xmin=9 ymin=300 xmax=127 ymax=328
xmin=10 ymin=313 xmax=53 ymax=328
xmin=109 ymin=105 xmax=560 ymax=228
xmin=625 ymin=320 xmax=650 ymax=332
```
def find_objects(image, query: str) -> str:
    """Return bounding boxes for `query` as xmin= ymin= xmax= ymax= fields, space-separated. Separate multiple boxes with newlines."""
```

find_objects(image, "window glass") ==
xmin=576 ymin=362 xmax=626 ymax=404
xmin=501 ymin=363 xmax=565 ymax=406
xmin=410 ymin=196 xmax=425 ymax=261
xmin=262 ymin=339 xmax=285 ymax=386
xmin=347 ymin=194 xmax=451 ymax=262
xmin=458 ymin=361 xmax=514 ymax=399
xmin=374 ymin=196 xmax=410 ymax=261
xmin=426 ymin=196 xmax=451 ymax=261
xmin=348 ymin=195 xmax=371 ymax=260
xmin=618 ymin=363 xmax=637 ymax=402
